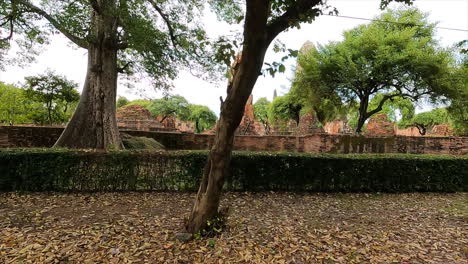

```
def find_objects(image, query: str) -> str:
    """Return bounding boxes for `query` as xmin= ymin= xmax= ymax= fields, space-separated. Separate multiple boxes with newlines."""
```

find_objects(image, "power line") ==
xmin=323 ymin=14 xmax=468 ymax=32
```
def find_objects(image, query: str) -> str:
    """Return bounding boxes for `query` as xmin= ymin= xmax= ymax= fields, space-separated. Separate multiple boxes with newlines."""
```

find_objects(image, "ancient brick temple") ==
xmin=116 ymin=105 xmax=194 ymax=133
xmin=324 ymin=120 xmax=353 ymax=134
xmin=236 ymin=95 xmax=265 ymax=135
xmin=365 ymin=113 xmax=395 ymax=136
xmin=116 ymin=105 xmax=166 ymax=131
xmin=294 ymin=112 xmax=325 ymax=135
xmin=156 ymin=116 xmax=194 ymax=133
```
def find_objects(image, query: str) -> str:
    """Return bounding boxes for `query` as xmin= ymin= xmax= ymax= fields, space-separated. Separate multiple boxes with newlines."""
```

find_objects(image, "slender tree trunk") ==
xmin=355 ymin=95 xmax=369 ymax=134
xmin=195 ymin=119 xmax=200 ymax=134
xmin=185 ymin=0 xmax=270 ymax=234
xmin=54 ymin=4 xmax=122 ymax=150
xmin=47 ymin=102 xmax=52 ymax=124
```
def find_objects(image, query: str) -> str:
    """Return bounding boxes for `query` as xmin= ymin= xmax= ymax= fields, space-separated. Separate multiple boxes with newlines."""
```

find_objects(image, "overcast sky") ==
xmin=0 ymin=0 xmax=467 ymax=115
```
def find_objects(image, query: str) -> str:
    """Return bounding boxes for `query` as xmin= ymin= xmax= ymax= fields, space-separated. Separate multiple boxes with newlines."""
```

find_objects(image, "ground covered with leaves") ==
xmin=0 ymin=192 xmax=466 ymax=264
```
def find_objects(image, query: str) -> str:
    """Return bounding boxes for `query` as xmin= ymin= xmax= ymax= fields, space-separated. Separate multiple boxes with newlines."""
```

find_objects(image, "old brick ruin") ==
xmin=114 ymin=96 xmax=454 ymax=138
xmin=116 ymin=104 xmax=194 ymax=133
xmin=1 ymin=126 xmax=466 ymax=155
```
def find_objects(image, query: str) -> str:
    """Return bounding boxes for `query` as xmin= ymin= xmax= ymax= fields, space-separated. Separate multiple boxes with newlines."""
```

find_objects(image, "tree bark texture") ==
xmin=356 ymin=95 xmax=370 ymax=134
xmin=54 ymin=2 xmax=122 ymax=150
xmin=185 ymin=0 xmax=271 ymax=234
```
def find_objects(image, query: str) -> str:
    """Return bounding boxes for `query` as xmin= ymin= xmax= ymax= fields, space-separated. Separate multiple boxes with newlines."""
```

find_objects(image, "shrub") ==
xmin=121 ymin=134 xmax=166 ymax=150
xmin=0 ymin=149 xmax=466 ymax=192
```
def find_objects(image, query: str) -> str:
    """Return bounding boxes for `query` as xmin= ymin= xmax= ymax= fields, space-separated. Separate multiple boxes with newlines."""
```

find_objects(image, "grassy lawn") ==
xmin=0 ymin=192 xmax=466 ymax=263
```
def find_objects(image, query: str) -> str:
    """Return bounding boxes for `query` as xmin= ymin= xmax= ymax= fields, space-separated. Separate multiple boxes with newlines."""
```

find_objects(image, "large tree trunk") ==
xmin=185 ymin=0 xmax=270 ymax=234
xmin=54 ymin=3 xmax=122 ymax=150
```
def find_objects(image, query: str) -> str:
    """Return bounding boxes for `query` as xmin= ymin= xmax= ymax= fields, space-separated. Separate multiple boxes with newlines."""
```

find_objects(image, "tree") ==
xmin=0 ymin=82 xmax=32 ymax=125
xmin=291 ymin=43 xmax=348 ymax=125
xmin=401 ymin=108 xmax=449 ymax=135
xmin=24 ymin=71 xmax=80 ymax=124
xmin=185 ymin=0 xmax=415 ymax=235
xmin=126 ymin=99 xmax=152 ymax=109
xmin=294 ymin=7 xmax=455 ymax=134
xmin=1 ymin=0 xmax=215 ymax=149
xmin=148 ymin=95 xmax=190 ymax=123
xmin=117 ymin=96 xmax=130 ymax=108
xmin=446 ymin=40 xmax=468 ymax=136
xmin=188 ymin=104 xmax=217 ymax=133
xmin=268 ymin=95 xmax=302 ymax=125
xmin=253 ymin=97 xmax=271 ymax=132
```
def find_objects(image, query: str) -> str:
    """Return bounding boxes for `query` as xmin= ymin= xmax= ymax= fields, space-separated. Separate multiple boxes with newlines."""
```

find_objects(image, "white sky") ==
xmin=0 ymin=0 xmax=467 ymax=115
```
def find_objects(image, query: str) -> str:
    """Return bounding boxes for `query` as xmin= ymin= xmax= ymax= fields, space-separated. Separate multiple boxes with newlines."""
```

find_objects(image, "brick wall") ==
xmin=0 ymin=126 xmax=466 ymax=155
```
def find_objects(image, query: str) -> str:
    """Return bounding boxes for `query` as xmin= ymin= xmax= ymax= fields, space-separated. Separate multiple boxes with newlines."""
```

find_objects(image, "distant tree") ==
xmin=0 ymin=82 xmax=33 ymax=125
xmin=24 ymin=71 xmax=80 ymax=124
xmin=268 ymin=95 xmax=302 ymax=125
xmin=126 ymin=99 xmax=152 ymax=109
xmin=446 ymin=40 xmax=468 ymax=135
xmin=117 ymin=96 xmax=130 ymax=108
xmin=294 ymin=8 xmax=456 ymax=134
xmin=253 ymin=97 xmax=271 ymax=132
xmin=148 ymin=95 xmax=190 ymax=123
xmin=401 ymin=108 xmax=449 ymax=135
xmin=188 ymin=104 xmax=217 ymax=133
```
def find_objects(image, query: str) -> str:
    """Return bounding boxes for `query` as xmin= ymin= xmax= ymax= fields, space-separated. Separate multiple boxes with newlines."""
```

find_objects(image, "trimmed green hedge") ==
xmin=0 ymin=149 xmax=466 ymax=192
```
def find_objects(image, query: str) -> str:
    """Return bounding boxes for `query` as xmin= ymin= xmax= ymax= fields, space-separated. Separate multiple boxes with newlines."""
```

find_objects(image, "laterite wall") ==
xmin=0 ymin=126 xmax=466 ymax=155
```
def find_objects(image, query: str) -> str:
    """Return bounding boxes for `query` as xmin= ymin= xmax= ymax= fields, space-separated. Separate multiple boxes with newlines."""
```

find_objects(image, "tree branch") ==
xmin=266 ymin=0 xmax=322 ymax=44
xmin=365 ymin=93 xmax=400 ymax=118
xmin=17 ymin=0 xmax=89 ymax=49
xmin=147 ymin=0 xmax=179 ymax=51
xmin=0 ymin=17 xmax=14 ymax=41
xmin=117 ymin=61 xmax=131 ymax=73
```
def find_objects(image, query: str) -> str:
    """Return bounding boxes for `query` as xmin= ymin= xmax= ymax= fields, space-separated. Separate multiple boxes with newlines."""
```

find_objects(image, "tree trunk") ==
xmin=195 ymin=119 xmax=200 ymax=134
xmin=54 ymin=4 xmax=122 ymax=150
xmin=355 ymin=95 xmax=369 ymax=134
xmin=185 ymin=0 xmax=270 ymax=234
xmin=47 ymin=102 xmax=52 ymax=124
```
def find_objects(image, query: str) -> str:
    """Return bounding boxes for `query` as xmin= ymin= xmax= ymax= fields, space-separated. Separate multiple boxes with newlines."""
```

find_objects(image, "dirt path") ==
xmin=0 ymin=192 xmax=466 ymax=263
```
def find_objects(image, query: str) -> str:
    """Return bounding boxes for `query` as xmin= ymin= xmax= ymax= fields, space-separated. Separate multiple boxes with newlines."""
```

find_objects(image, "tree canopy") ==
xmin=117 ymin=96 xmax=130 ymax=108
xmin=0 ymin=82 xmax=32 ymax=125
xmin=293 ymin=7 xmax=456 ymax=133
xmin=253 ymin=97 xmax=271 ymax=131
xmin=0 ymin=0 xmax=216 ymax=88
xmin=24 ymin=71 xmax=80 ymax=124
xmin=268 ymin=94 xmax=302 ymax=126
xmin=400 ymin=108 xmax=449 ymax=135
xmin=187 ymin=104 xmax=217 ymax=133
xmin=148 ymin=95 xmax=190 ymax=122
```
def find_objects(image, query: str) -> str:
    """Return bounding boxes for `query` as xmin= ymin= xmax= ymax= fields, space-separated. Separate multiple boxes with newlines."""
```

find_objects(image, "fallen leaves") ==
xmin=0 ymin=192 xmax=466 ymax=263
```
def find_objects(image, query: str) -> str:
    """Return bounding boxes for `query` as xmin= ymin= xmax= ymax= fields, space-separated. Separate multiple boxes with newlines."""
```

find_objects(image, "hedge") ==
xmin=0 ymin=149 xmax=466 ymax=192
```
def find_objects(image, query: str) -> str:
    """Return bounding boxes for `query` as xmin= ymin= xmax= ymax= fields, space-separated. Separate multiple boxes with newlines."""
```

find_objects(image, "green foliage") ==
xmin=413 ymin=108 xmax=449 ymax=125
xmin=0 ymin=82 xmax=36 ymax=125
xmin=23 ymin=71 xmax=80 ymax=124
xmin=445 ymin=45 xmax=468 ymax=136
xmin=187 ymin=104 xmax=217 ymax=133
xmin=126 ymin=99 xmax=152 ymax=109
xmin=117 ymin=96 xmax=130 ymax=108
xmin=369 ymin=94 xmax=415 ymax=124
xmin=293 ymin=7 xmax=456 ymax=133
xmin=401 ymin=108 xmax=449 ymax=135
xmin=253 ymin=97 xmax=271 ymax=128
xmin=148 ymin=95 xmax=190 ymax=121
xmin=0 ymin=149 xmax=465 ymax=192
xmin=268 ymin=95 xmax=302 ymax=125
xmin=0 ymin=0 xmax=221 ymax=89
